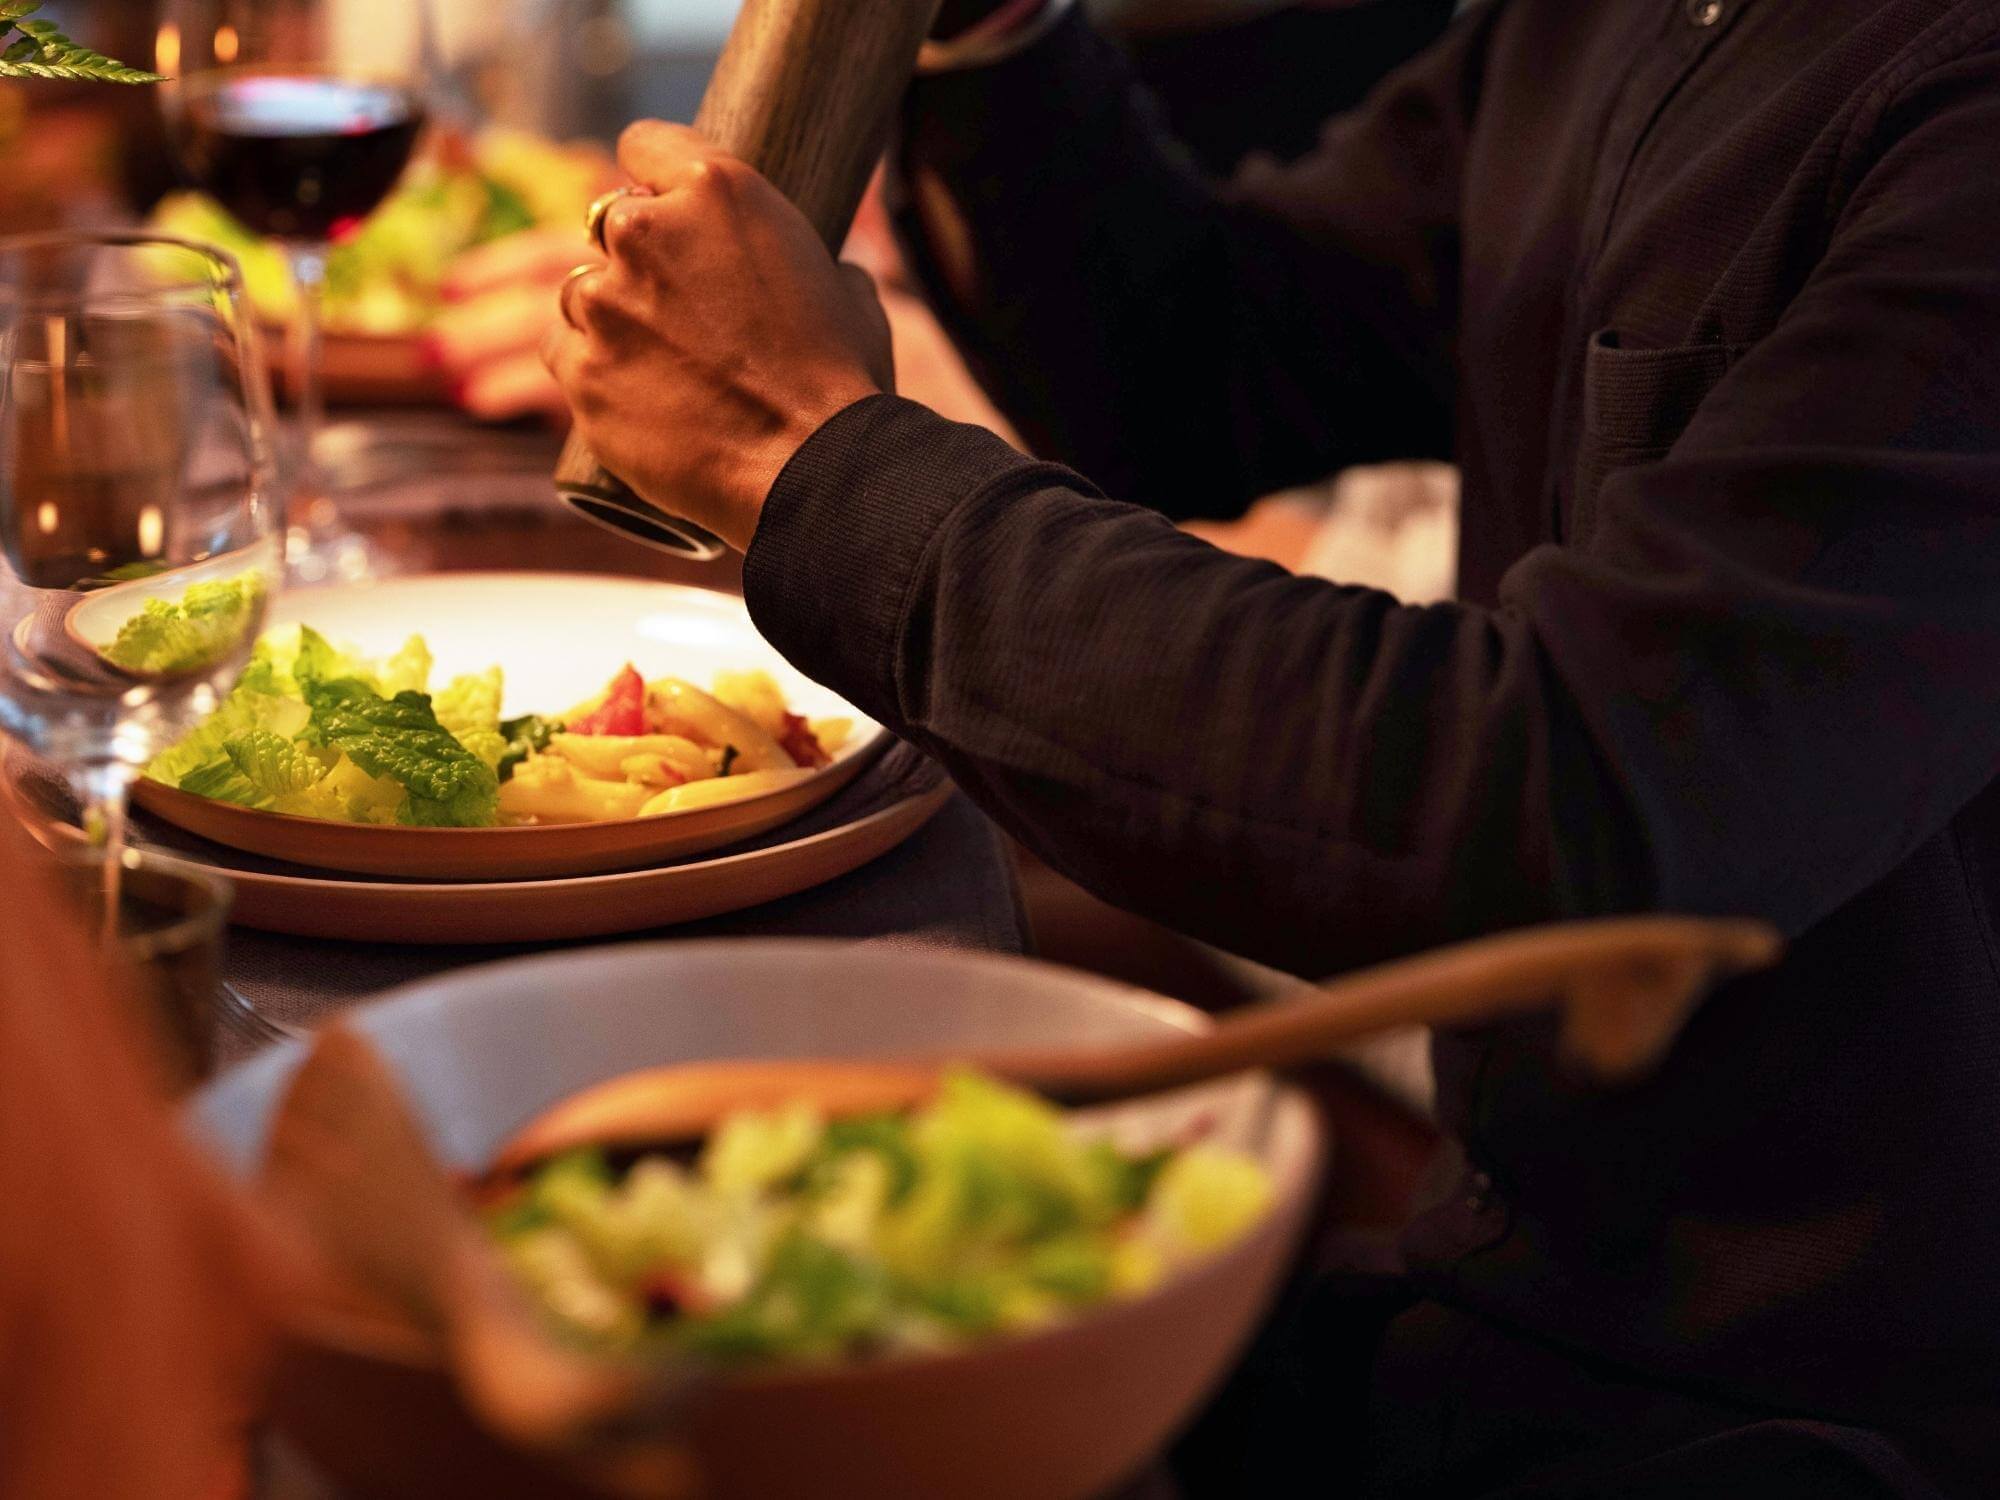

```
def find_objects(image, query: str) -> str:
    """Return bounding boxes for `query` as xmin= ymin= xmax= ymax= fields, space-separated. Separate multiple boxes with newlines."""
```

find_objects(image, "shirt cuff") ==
xmin=743 ymin=394 xmax=1083 ymax=728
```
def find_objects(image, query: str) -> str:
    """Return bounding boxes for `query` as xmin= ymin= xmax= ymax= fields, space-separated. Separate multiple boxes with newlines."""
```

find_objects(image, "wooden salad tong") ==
xmin=490 ymin=915 xmax=1782 ymax=1174
xmin=261 ymin=1028 xmax=708 ymax=1496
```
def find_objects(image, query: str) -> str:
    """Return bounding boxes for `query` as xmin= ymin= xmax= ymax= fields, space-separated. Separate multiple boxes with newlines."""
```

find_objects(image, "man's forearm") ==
xmin=745 ymin=395 xmax=1641 ymax=978
xmin=749 ymin=355 xmax=2000 ymax=982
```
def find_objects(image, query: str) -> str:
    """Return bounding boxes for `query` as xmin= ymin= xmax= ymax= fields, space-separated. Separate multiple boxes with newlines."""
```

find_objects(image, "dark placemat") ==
xmin=188 ymin=744 xmax=1025 ymax=1056
xmin=221 ymin=787 xmax=1023 ymax=1042
xmin=10 ymin=744 xmax=1027 ymax=1056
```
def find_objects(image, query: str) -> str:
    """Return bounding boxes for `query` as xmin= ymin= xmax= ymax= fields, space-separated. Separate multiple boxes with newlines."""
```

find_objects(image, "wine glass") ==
xmin=0 ymin=232 xmax=283 ymax=924
xmin=158 ymin=0 xmax=438 ymax=583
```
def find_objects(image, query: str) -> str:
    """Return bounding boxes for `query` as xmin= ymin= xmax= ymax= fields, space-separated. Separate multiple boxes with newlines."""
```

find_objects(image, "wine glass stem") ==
xmin=286 ymin=244 xmax=329 ymax=522
xmin=70 ymin=760 xmax=136 ymax=946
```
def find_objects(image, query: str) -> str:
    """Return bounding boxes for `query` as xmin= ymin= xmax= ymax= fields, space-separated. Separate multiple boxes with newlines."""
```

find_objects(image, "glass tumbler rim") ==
xmin=52 ymin=843 xmax=234 ymax=964
xmin=0 ymin=231 xmax=248 ymax=315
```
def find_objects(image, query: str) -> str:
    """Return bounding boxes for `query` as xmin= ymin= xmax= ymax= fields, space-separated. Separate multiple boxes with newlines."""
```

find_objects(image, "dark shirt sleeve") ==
xmin=746 ymin=49 xmax=2000 ymax=979
xmin=886 ymin=6 xmax=1482 ymax=518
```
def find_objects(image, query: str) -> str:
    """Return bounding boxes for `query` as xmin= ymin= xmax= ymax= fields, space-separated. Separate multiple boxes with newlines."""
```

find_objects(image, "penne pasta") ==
xmin=710 ymin=669 xmax=791 ymax=738
xmin=809 ymin=718 xmax=854 ymax=756
xmin=498 ymin=758 xmax=655 ymax=825
xmin=639 ymin=767 xmax=817 ymax=817
xmin=620 ymin=755 xmax=683 ymax=789
xmin=547 ymin=732 xmax=716 ymax=784
xmin=644 ymin=678 xmax=796 ymax=772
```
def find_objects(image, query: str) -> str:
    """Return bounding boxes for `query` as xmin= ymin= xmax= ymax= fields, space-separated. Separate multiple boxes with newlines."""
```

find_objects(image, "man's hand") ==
xmin=543 ymin=122 xmax=893 ymax=552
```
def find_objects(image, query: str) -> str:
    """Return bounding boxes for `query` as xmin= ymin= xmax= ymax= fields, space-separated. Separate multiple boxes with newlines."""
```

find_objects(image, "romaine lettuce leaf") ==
xmin=305 ymin=677 xmax=498 ymax=827
xmin=455 ymin=729 xmax=509 ymax=771
xmin=488 ymin=1067 xmax=1277 ymax=1363
xmin=434 ymin=666 xmax=502 ymax=737
xmin=233 ymin=644 xmax=289 ymax=699
xmin=224 ymin=728 xmax=329 ymax=801
xmin=378 ymin=635 xmax=434 ymax=697
xmin=171 ymin=727 xmax=331 ymax=810
xmin=291 ymin=624 xmax=360 ymax=690
xmin=1144 ymin=1145 xmax=1274 ymax=1254
xmin=876 ymin=1072 xmax=1131 ymax=1280
xmin=152 ymin=623 xmax=520 ymax=826
xmin=101 ymin=575 xmax=267 ymax=675
xmin=702 ymin=1102 xmax=823 ymax=1195
xmin=176 ymin=757 xmax=262 ymax=806
xmin=148 ymin=687 xmax=310 ymax=788
xmin=678 ymin=1232 xmax=893 ymax=1360
xmin=270 ymin=756 xmax=406 ymax=823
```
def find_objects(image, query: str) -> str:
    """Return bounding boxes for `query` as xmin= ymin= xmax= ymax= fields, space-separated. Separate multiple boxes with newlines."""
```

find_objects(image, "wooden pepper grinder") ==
xmin=554 ymin=0 xmax=942 ymax=560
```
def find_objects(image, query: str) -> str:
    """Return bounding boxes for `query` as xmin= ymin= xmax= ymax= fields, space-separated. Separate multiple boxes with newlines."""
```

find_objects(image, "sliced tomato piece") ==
xmin=777 ymin=711 xmax=831 ymax=769
xmin=568 ymin=664 xmax=646 ymax=737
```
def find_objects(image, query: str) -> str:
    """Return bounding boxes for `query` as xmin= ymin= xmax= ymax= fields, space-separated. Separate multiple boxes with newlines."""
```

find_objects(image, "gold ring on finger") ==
xmin=559 ymin=263 xmax=599 ymax=331
xmin=586 ymin=184 xmax=654 ymax=255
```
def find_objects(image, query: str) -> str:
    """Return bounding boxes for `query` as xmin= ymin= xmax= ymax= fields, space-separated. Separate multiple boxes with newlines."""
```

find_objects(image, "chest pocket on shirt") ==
xmin=1573 ymin=329 xmax=1752 ymax=542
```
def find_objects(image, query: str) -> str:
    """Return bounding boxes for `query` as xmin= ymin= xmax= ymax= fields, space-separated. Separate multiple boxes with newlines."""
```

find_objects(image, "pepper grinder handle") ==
xmin=554 ymin=0 xmax=943 ymax=560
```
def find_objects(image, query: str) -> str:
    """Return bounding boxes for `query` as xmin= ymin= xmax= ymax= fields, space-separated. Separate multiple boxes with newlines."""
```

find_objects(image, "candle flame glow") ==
xmin=154 ymin=22 xmax=181 ymax=78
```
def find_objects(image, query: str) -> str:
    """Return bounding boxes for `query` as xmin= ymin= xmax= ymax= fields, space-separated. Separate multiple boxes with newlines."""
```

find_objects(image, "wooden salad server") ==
xmin=259 ymin=1027 xmax=707 ymax=1496
xmin=491 ymin=914 xmax=1783 ymax=1174
xmin=554 ymin=0 xmax=943 ymax=560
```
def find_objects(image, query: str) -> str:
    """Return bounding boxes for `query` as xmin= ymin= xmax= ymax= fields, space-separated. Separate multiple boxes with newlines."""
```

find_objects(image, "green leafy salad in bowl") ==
xmin=484 ymin=1071 xmax=1274 ymax=1365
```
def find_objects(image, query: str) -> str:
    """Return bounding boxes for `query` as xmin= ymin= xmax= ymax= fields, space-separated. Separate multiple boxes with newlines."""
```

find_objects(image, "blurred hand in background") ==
xmin=429 ymin=226 xmax=600 ymax=423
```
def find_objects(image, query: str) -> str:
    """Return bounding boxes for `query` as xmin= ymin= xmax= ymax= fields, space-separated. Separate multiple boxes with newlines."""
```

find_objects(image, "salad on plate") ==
xmin=143 ymin=615 xmax=852 ymax=829
xmin=484 ymin=1071 xmax=1274 ymax=1365
xmin=150 ymin=128 xmax=610 ymax=337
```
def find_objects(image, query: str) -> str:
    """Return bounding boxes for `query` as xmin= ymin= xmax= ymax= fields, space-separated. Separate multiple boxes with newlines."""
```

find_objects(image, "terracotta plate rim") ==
xmin=134 ymin=780 xmax=953 ymax=897
xmin=130 ymin=729 xmax=886 ymax=846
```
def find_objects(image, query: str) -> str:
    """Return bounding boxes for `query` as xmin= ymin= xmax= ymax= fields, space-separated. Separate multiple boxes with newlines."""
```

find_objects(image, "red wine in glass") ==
xmin=177 ymin=73 xmax=426 ymax=243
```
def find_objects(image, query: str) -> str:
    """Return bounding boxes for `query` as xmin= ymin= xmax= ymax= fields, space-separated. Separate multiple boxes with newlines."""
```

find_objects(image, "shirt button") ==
xmin=1687 ymin=0 xmax=1723 ymax=25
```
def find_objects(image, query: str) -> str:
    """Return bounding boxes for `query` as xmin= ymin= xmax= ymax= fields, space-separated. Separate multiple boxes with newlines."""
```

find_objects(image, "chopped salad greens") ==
xmin=146 ymin=623 xmax=504 ymax=828
xmin=101 ymin=575 xmax=268 ymax=675
xmin=485 ymin=1071 xmax=1274 ymax=1365
xmin=148 ymin=129 xmax=609 ymax=335
xmin=496 ymin=712 xmax=560 ymax=782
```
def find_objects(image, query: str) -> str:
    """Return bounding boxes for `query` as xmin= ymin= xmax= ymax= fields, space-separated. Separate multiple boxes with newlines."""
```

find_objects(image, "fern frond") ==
xmin=0 ymin=12 xmax=162 ymax=83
